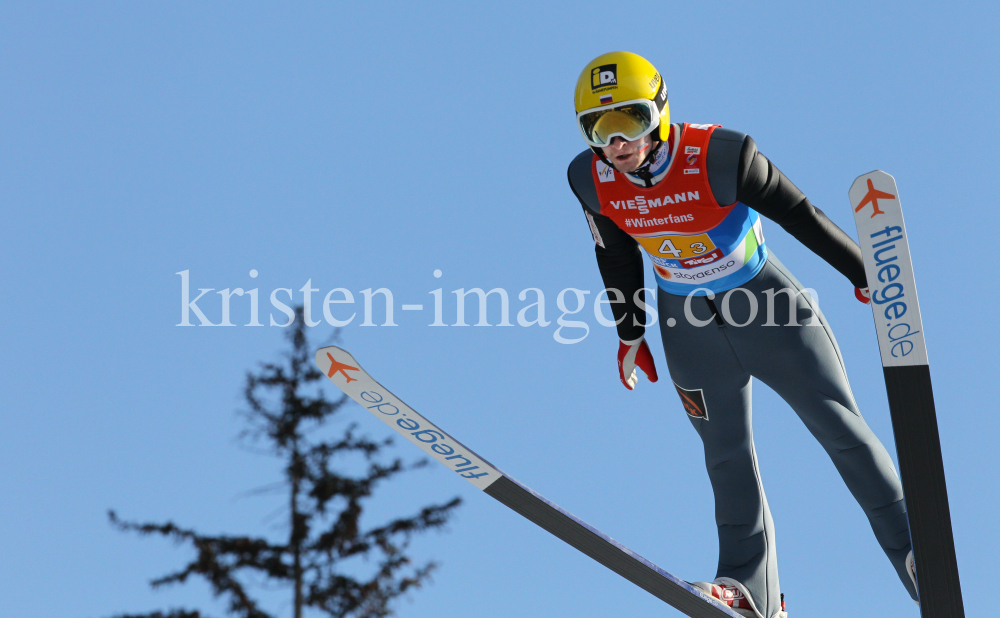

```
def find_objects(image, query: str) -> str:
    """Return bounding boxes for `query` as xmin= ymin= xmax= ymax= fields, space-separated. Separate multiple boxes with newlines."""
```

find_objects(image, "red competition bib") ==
xmin=592 ymin=123 xmax=767 ymax=295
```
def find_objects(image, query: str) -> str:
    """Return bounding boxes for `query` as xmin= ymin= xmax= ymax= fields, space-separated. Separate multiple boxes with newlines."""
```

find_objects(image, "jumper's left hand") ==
xmin=855 ymin=287 xmax=871 ymax=304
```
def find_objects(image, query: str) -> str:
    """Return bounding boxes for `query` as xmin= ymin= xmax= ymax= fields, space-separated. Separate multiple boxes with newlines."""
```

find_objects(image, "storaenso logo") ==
xmin=591 ymin=64 xmax=617 ymax=91
xmin=670 ymin=260 xmax=738 ymax=280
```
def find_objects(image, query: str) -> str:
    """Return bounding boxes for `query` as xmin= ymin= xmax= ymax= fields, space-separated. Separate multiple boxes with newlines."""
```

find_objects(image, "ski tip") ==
xmin=850 ymin=169 xmax=895 ymax=188
xmin=315 ymin=346 xmax=359 ymax=373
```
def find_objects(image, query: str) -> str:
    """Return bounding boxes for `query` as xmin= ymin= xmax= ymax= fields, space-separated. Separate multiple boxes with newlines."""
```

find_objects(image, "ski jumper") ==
xmin=568 ymin=123 xmax=916 ymax=618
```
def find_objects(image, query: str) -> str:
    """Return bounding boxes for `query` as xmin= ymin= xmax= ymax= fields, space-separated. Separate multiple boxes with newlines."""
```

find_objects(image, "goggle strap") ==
xmin=653 ymin=76 xmax=668 ymax=113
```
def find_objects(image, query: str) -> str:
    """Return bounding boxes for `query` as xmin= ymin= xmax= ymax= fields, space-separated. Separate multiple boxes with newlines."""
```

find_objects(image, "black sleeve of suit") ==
xmin=567 ymin=150 xmax=647 ymax=341
xmin=711 ymin=131 xmax=868 ymax=289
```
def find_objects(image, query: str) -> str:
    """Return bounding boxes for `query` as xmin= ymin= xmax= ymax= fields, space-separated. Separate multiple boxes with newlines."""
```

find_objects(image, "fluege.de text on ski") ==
xmin=867 ymin=225 xmax=922 ymax=360
xmin=357 ymin=389 xmax=490 ymax=481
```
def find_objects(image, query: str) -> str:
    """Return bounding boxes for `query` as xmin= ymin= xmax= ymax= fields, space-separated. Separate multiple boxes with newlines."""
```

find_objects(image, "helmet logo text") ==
xmin=591 ymin=64 xmax=618 ymax=90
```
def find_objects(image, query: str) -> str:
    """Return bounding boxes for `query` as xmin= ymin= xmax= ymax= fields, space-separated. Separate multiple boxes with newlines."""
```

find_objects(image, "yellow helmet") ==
xmin=574 ymin=51 xmax=670 ymax=147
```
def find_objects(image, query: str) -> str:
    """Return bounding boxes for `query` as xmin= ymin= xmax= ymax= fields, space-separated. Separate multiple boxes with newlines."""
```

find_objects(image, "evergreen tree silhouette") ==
xmin=109 ymin=309 xmax=461 ymax=618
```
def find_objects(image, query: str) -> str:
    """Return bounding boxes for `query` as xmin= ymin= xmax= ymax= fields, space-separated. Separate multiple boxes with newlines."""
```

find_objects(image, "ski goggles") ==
xmin=577 ymin=98 xmax=662 ymax=148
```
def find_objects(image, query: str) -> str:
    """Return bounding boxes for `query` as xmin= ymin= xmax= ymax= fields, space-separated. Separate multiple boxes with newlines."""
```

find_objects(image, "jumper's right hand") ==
xmin=618 ymin=337 xmax=659 ymax=390
xmin=855 ymin=287 xmax=871 ymax=304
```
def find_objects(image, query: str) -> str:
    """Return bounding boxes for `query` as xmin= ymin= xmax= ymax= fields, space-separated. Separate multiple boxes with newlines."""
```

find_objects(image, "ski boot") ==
xmin=907 ymin=550 xmax=919 ymax=606
xmin=690 ymin=578 xmax=787 ymax=618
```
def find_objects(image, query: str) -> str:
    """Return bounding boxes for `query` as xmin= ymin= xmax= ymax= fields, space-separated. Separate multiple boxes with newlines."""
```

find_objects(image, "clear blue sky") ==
xmin=2 ymin=2 xmax=997 ymax=617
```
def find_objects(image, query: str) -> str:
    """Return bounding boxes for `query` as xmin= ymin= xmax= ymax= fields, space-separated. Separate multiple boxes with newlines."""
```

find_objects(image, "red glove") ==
xmin=618 ymin=337 xmax=659 ymax=390
xmin=855 ymin=287 xmax=871 ymax=304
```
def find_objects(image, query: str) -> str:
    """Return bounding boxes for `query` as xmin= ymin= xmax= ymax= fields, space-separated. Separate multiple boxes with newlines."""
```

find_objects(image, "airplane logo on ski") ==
xmin=854 ymin=178 xmax=896 ymax=218
xmin=326 ymin=353 xmax=360 ymax=383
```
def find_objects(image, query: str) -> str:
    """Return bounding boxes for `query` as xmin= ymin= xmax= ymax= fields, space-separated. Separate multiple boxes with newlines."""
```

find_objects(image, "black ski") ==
xmin=850 ymin=171 xmax=964 ymax=617
xmin=315 ymin=346 xmax=741 ymax=618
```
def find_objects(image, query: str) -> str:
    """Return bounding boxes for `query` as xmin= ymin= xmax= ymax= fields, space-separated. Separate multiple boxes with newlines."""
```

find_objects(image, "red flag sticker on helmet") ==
xmin=600 ymin=94 xmax=613 ymax=105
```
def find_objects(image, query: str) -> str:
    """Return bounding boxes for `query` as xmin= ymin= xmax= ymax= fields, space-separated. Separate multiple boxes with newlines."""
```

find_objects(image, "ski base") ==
xmin=486 ymin=475 xmax=738 ymax=618
xmin=884 ymin=365 xmax=964 ymax=617
xmin=315 ymin=345 xmax=740 ymax=618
